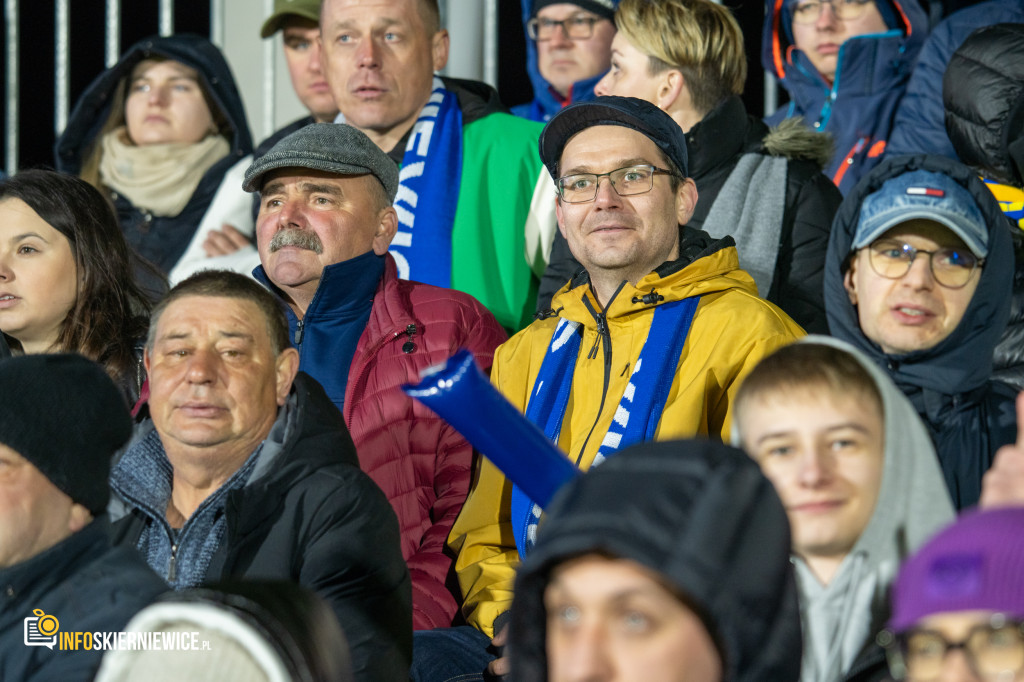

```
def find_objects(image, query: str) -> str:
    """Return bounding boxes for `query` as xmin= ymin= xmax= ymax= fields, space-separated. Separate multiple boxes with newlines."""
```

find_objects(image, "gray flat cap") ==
xmin=243 ymin=122 xmax=399 ymax=201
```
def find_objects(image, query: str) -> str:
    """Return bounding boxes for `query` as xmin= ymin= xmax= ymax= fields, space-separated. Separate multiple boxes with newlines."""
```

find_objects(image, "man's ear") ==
xmin=844 ymin=256 xmax=859 ymax=305
xmin=373 ymin=206 xmax=399 ymax=255
xmin=143 ymin=347 xmax=152 ymax=374
xmin=656 ymin=70 xmax=686 ymax=112
xmin=275 ymin=347 xmax=301 ymax=405
xmin=555 ymin=194 xmax=568 ymax=240
xmin=674 ymin=178 xmax=699 ymax=226
xmin=68 ymin=503 xmax=92 ymax=534
xmin=432 ymin=29 xmax=450 ymax=71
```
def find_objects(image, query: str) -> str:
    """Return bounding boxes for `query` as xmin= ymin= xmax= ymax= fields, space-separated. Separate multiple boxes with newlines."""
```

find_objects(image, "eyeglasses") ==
xmin=527 ymin=14 xmax=604 ymax=41
xmin=865 ymin=239 xmax=984 ymax=289
xmin=791 ymin=0 xmax=875 ymax=24
xmin=556 ymin=164 xmax=677 ymax=203
xmin=879 ymin=616 xmax=1024 ymax=681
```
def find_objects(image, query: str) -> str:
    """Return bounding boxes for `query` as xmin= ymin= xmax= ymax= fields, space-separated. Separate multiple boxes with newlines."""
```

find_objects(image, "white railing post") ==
xmin=159 ymin=0 xmax=174 ymax=36
xmin=54 ymin=0 xmax=70 ymax=136
xmin=5 ymin=0 xmax=18 ymax=173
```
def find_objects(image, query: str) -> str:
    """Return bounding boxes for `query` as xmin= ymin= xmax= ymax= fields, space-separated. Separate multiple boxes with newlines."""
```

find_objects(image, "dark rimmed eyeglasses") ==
xmin=879 ymin=616 xmax=1024 ymax=681
xmin=556 ymin=164 xmax=677 ymax=203
xmin=791 ymin=0 xmax=875 ymax=24
xmin=865 ymin=239 xmax=984 ymax=289
xmin=527 ymin=15 xmax=604 ymax=41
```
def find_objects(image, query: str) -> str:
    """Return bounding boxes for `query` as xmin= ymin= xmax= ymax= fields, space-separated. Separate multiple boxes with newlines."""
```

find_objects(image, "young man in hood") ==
xmin=735 ymin=337 xmax=955 ymax=682
xmin=420 ymin=96 xmax=802 ymax=680
xmin=512 ymin=0 xmax=618 ymax=123
xmin=824 ymin=155 xmax=1018 ymax=509
xmin=762 ymin=0 xmax=927 ymax=195
xmin=507 ymin=439 xmax=803 ymax=682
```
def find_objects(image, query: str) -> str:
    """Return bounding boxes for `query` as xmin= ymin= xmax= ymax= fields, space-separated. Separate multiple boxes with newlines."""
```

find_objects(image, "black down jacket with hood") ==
xmin=507 ymin=439 xmax=802 ymax=682
xmin=55 ymin=33 xmax=252 ymax=276
xmin=825 ymin=154 xmax=1018 ymax=510
xmin=943 ymin=22 xmax=1024 ymax=390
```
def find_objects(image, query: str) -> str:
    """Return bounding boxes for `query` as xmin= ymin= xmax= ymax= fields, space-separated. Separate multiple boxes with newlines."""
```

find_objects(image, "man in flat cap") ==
xmin=244 ymin=122 xmax=507 ymax=632
xmin=0 ymin=354 xmax=166 ymax=682
xmin=430 ymin=96 xmax=803 ymax=679
xmin=169 ymin=0 xmax=339 ymax=284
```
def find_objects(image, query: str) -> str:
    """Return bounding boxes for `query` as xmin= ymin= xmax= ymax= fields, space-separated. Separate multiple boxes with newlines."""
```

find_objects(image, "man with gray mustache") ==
xmin=245 ymin=122 xmax=507 ymax=631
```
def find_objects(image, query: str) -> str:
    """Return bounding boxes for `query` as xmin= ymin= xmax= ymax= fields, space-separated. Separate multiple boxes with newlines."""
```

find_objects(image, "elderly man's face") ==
xmin=320 ymin=0 xmax=449 ymax=147
xmin=256 ymin=169 xmax=397 ymax=309
xmin=145 ymin=296 xmax=298 ymax=463
xmin=0 ymin=442 xmax=88 ymax=568
xmin=535 ymin=3 xmax=616 ymax=97
xmin=844 ymin=220 xmax=982 ymax=355
xmin=544 ymin=554 xmax=723 ymax=682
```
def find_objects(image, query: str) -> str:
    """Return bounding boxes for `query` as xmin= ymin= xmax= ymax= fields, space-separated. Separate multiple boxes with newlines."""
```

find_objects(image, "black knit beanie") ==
xmin=0 ymin=354 xmax=132 ymax=514
xmin=531 ymin=0 xmax=617 ymax=20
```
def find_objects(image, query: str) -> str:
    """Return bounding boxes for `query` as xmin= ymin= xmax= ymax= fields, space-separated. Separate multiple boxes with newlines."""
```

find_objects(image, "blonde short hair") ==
xmin=615 ymin=0 xmax=746 ymax=116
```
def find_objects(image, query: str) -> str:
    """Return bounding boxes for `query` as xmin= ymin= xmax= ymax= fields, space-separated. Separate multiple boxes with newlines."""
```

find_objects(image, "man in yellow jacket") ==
xmin=411 ymin=96 xmax=804 ymax=681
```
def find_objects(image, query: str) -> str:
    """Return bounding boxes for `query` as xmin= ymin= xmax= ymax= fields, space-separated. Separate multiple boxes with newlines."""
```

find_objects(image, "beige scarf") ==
xmin=99 ymin=126 xmax=230 ymax=217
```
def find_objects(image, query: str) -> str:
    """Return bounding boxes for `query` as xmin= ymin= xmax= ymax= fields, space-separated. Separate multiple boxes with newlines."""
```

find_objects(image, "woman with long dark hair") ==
xmin=0 ymin=169 xmax=153 ymax=403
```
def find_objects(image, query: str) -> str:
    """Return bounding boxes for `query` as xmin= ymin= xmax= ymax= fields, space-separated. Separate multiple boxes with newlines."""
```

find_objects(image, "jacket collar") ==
xmin=0 ymin=518 xmax=110 ymax=601
xmin=685 ymin=96 xmax=750 ymax=179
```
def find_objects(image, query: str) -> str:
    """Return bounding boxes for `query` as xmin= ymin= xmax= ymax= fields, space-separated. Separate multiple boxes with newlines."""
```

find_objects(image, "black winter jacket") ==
xmin=112 ymin=373 xmax=412 ymax=682
xmin=825 ymin=154 xmax=1018 ymax=509
xmin=538 ymin=96 xmax=841 ymax=332
xmin=55 ymin=33 xmax=253 ymax=275
xmin=0 ymin=519 xmax=167 ymax=682
xmin=943 ymin=22 xmax=1024 ymax=390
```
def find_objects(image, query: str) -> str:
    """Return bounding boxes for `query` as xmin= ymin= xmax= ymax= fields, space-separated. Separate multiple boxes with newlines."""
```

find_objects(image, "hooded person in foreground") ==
xmin=824 ymin=154 xmax=1018 ymax=509
xmin=734 ymin=336 xmax=956 ymax=682
xmin=506 ymin=439 xmax=803 ymax=682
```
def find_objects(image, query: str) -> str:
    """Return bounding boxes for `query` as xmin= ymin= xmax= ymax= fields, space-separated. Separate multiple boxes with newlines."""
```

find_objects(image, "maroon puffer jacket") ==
xmin=344 ymin=256 xmax=507 ymax=629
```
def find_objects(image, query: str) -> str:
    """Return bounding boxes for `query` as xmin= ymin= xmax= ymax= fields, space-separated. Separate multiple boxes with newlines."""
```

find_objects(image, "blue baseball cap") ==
xmin=852 ymin=169 xmax=989 ymax=258
xmin=538 ymin=96 xmax=690 ymax=180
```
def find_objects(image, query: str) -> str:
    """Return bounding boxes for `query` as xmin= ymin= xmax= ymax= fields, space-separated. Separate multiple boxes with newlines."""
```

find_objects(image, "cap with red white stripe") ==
xmin=853 ymin=170 xmax=989 ymax=258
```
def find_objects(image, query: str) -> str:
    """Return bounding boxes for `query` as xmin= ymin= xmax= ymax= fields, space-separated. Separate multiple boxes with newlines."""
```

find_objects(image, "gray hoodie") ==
xmin=785 ymin=336 xmax=955 ymax=682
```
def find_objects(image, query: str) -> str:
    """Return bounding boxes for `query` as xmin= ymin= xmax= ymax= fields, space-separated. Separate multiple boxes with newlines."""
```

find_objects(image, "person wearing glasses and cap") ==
xmin=762 ymin=0 xmax=927 ymax=195
xmin=426 ymin=96 xmax=803 ymax=681
xmin=512 ymin=0 xmax=618 ymax=123
xmin=880 ymin=506 xmax=1024 ymax=682
xmin=825 ymin=154 xmax=1018 ymax=510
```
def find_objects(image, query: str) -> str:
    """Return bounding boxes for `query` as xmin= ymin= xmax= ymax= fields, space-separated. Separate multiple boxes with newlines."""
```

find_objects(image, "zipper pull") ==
xmin=168 ymin=544 xmax=177 ymax=583
xmin=295 ymin=319 xmax=305 ymax=345
xmin=587 ymin=315 xmax=605 ymax=359
xmin=402 ymin=323 xmax=417 ymax=354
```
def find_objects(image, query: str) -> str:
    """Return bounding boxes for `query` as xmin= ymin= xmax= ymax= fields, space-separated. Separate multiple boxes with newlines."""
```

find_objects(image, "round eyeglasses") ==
xmin=879 ymin=616 xmax=1024 ymax=681
xmin=791 ymin=0 xmax=875 ymax=24
xmin=527 ymin=15 xmax=603 ymax=41
xmin=865 ymin=239 xmax=984 ymax=289
xmin=556 ymin=164 xmax=677 ymax=204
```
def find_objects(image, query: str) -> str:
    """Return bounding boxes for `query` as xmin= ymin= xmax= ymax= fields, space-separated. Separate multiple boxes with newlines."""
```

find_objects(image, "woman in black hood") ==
xmin=55 ymin=34 xmax=252 ymax=279
xmin=506 ymin=439 xmax=802 ymax=682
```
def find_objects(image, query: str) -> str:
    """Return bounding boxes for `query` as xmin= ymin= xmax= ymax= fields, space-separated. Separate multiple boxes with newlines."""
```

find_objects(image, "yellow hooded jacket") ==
xmin=449 ymin=239 xmax=805 ymax=635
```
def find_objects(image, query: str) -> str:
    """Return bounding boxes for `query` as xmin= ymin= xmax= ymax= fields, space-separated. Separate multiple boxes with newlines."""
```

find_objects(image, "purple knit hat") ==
xmin=890 ymin=507 xmax=1024 ymax=632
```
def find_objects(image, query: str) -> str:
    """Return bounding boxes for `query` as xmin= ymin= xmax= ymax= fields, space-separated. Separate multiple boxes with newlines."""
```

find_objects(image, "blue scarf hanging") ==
xmin=510 ymin=295 xmax=701 ymax=556
xmin=389 ymin=77 xmax=463 ymax=287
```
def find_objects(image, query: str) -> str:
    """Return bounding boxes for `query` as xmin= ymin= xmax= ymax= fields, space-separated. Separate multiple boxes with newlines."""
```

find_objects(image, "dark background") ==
xmin=0 ymin=0 xmax=980 ymax=171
